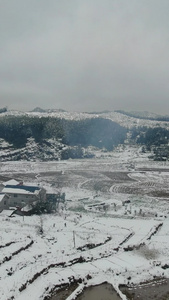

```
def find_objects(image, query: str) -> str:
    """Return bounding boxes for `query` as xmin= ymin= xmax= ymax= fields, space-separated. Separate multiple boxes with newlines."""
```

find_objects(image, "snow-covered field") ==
xmin=1 ymin=146 xmax=169 ymax=299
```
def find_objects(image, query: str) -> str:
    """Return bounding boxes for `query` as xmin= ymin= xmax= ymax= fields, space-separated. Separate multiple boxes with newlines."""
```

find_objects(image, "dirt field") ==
xmin=9 ymin=167 xmax=169 ymax=198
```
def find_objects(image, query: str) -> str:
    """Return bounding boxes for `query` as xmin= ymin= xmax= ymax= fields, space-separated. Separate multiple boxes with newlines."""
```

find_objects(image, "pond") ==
xmin=75 ymin=282 xmax=122 ymax=300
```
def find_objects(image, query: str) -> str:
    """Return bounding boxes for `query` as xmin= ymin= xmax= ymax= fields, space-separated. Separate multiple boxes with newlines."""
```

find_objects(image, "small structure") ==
xmin=0 ymin=193 xmax=10 ymax=212
xmin=0 ymin=184 xmax=46 ymax=210
xmin=2 ymin=179 xmax=23 ymax=186
xmin=0 ymin=179 xmax=23 ymax=193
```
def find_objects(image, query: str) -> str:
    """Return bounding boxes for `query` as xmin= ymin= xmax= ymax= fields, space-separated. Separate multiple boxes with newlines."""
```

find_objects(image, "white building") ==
xmin=0 ymin=184 xmax=46 ymax=210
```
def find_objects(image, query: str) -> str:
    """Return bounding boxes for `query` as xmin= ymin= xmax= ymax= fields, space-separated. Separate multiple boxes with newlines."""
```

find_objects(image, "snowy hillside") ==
xmin=0 ymin=148 xmax=169 ymax=299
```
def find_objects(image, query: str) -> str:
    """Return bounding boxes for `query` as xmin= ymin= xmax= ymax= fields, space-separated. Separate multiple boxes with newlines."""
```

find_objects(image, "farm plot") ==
xmin=0 ymin=209 xmax=167 ymax=300
xmin=0 ymin=152 xmax=169 ymax=299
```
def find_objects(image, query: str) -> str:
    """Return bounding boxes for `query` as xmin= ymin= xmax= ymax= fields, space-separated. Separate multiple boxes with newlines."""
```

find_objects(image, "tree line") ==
xmin=0 ymin=115 xmax=127 ymax=151
xmin=130 ymin=126 xmax=169 ymax=147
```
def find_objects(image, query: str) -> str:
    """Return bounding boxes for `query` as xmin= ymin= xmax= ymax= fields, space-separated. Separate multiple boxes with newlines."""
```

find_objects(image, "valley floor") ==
xmin=0 ymin=146 xmax=169 ymax=299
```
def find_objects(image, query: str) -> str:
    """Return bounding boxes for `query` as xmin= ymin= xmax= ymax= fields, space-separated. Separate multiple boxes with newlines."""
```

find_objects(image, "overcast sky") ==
xmin=1 ymin=0 xmax=169 ymax=114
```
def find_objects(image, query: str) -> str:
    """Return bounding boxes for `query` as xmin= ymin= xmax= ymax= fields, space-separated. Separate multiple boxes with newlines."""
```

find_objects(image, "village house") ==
xmin=0 ymin=183 xmax=46 ymax=211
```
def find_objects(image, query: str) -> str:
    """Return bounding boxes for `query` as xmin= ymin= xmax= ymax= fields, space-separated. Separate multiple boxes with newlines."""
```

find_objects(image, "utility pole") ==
xmin=73 ymin=231 xmax=76 ymax=248
xmin=22 ymin=201 xmax=25 ymax=221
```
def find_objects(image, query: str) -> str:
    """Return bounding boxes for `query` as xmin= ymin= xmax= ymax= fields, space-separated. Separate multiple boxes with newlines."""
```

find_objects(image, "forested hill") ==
xmin=1 ymin=112 xmax=169 ymax=162
xmin=0 ymin=116 xmax=127 ymax=161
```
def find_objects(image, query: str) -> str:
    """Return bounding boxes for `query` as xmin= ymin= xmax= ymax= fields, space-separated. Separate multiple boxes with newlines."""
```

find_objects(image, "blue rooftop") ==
xmin=5 ymin=185 xmax=41 ymax=193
